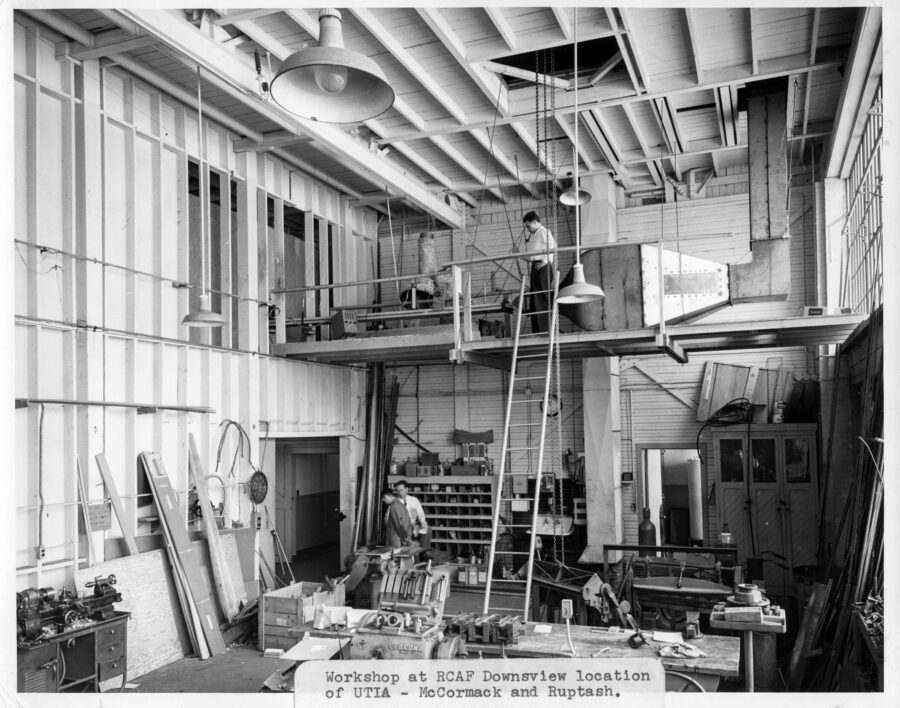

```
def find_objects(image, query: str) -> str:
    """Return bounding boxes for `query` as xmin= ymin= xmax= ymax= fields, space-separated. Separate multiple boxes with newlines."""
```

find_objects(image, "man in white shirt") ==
xmin=392 ymin=480 xmax=429 ymax=545
xmin=522 ymin=211 xmax=557 ymax=333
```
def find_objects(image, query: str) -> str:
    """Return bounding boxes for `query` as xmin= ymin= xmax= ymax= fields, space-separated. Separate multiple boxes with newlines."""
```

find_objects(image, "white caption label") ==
xmin=295 ymin=657 xmax=665 ymax=706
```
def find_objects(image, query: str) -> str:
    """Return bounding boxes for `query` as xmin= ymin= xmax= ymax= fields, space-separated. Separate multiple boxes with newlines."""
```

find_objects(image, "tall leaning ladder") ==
xmin=483 ymin=265 xmax=561 ymax=618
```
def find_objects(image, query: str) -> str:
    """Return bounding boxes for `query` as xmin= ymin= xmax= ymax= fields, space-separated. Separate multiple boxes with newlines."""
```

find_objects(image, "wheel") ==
xmin=665 ymin=671 xmax=706 ymax=692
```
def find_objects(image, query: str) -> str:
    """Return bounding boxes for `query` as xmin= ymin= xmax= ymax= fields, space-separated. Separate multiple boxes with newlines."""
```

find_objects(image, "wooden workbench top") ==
xmin=293 ymin=620 xmax=740 ymax=678
xmin=472 ymin=622 xmax=740 ymax=678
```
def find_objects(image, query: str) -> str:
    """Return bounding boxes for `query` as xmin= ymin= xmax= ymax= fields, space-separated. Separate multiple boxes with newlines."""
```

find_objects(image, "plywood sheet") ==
xmin=74 ymin=549 xmax=189 ymax=679
xmin=141 ymin=453 xmax=226 ymax=655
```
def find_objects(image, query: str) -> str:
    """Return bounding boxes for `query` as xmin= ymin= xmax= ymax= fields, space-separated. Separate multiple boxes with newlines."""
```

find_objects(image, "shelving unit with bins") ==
xmin=387 ymin=475 xmax=498 ymax=556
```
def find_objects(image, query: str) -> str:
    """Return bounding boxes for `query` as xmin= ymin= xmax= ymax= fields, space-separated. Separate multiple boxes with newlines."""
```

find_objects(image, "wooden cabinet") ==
xmin=712 ymin=424 xmax=818 ymax=595
xmin=387 ymin=475 xmax=498 ymax=557
xmin=17 ymin=612 xmax=130 ymax=692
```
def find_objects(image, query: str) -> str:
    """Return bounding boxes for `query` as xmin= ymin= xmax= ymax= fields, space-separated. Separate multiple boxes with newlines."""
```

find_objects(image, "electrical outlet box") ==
xmin=561 ymin=599 xmax=574 ymax=620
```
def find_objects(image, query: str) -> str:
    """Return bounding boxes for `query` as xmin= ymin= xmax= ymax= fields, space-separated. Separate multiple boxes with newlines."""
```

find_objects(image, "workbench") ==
xmin=17 ymin=611 xmax=130 ymax=692
xmin=471 ymin=621 xmax=739 ymax=689
xmin=286 ymin=619 xmax=740 ymax=692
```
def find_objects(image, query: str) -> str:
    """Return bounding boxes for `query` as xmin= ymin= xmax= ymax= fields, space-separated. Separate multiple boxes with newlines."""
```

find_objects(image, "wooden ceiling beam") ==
xmin=212 ymin=9 xmax=283 ymax=26
xmin=430 ymin=136 xmax=506 ymax=202
xmin=555 ymin=114 xmax=596 ymax=172
xmin=349 ymin=8 xmax=467 ymax=126
xmin=381 ymin=55 xmax=842 ymax=143
xmin=825 ymin=7 xmax=883 ymax=178
xmin=580 ymin=110 xmax=632 ymax=189
xmin=621 ymin=103 xmax=663 ymax=186
xmin=416 ymin=7 xmax=510 ymax=117
xmin=589 ymin=51 xmax=623 ymax=86
xmin=709 ymin=151 xmax=721 ymax=177
xmin=485 ymin=8 xmax=518 ymax=53
xmin=481 ymin=61 xmax=570 ymax=89
xmin=468 ymin=128 xmax=537 ymax=195
xmin=684 ymin=9 xmax=704 ymax=85
xmin=714 ymin=85 xmax=740 ymax=147
xmin=622 ymin=143 xmax=745 ymax=168
xmin=112 ymin=8 xmax=462 ymax=227
xmin=605 ymin=8 xmax=643 ymax=94
xmin=800 ymin=9 xmax=821 ymax=155
xmin=233 ymin=131 xmax=312 ymax=153
xmin=69 ymin=31 xmax=157 ymax=61
xmin=749 ymin=8 xmax=760 ymax=76
xmin=281 ymin=8 xmax=319 ymax=37
xmin=508 ymin=121 xmax=555 ymax=179
xmin=467 ymin=26 xmax=616 ymax=63
xmin=551 ymin=7 xmax=573 ymax=41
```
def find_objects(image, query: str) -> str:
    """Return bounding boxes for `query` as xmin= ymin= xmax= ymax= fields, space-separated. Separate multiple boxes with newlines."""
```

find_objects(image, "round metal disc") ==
xmin=248 ymin=470 xmax=269 ymax=504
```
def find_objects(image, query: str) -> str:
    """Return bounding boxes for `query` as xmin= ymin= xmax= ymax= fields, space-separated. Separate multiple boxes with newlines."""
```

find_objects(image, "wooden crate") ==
xmin=259 ymin=582 xmax=345 ymax=650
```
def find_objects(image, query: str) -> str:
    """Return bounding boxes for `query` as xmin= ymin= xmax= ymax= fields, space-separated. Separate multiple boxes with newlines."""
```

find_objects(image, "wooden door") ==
xmin=275 ymin=452 xmax=296 ymax=560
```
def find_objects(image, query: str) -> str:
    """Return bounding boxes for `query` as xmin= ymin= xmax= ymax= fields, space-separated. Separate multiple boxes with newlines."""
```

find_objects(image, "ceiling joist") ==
xmin=113 ymin=7 xmax=462 ymax=227
xmin=416 ymin=7 xmax=509 ymax=117
xmin=484 ymin=7 xmax=518 ymax=52
xmin=684 ymin=9 xmax=704 ymax=85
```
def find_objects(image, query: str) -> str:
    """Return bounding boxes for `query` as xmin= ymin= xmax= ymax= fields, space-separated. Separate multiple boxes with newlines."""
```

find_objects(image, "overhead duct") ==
xmin=562 ymin=85 xmax=791 ymax=331
xmin=729 ymin=85 xmax=791 ymax=302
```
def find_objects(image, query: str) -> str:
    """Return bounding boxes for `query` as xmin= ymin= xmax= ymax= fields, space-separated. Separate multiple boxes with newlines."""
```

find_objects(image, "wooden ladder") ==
xmin=482 ymin=268 xmax=562 ymax=618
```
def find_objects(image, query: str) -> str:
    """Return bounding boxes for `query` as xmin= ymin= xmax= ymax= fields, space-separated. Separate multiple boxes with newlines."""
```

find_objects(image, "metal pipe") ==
xmin=14 ymin=238 xmax=265 ymax=303
xmin=16 ymin=398 xmax=214 ymax=414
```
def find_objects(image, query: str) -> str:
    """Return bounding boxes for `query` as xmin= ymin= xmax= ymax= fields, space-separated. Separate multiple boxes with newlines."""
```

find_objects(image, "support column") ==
xmin=823 ymin=177 xmax=845 ymax=309
xmin=576 ymin=175 xmax=624 ymax=563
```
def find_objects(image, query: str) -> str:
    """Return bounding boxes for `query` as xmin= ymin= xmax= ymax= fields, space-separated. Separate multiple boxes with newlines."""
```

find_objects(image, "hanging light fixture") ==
xmin=560 ymin=168 xmax=592 ymax=206
xmin=183 ymin=67 xmax=226 ymax=328
xmin=558 ymin=9 xmax=605 ymax=304
xmin=269 ymin=9 xmax=395 ymax=123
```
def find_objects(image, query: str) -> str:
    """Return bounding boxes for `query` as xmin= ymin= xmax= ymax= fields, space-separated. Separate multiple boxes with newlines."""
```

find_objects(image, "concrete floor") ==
xmin=121 ymin=585 xmax=503 ymax=693
xmin=119 ymin=645 xmax=294 ymax=693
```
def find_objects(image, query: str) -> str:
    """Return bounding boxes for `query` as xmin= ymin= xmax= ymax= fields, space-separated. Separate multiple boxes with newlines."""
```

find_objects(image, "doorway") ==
xmin=274 ymin=438 xmax=343 ymax=580
xmin=641 ymin=448 xmax=705 ymax=546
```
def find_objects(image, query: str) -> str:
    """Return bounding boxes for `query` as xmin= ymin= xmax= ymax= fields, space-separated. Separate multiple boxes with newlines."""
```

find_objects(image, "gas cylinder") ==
xmin=638 ymin=507 xmax=657 ymax=554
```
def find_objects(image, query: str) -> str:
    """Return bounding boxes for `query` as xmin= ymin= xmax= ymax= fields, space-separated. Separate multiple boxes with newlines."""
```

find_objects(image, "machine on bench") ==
xmin=347 ymin=561 xmax=461 ymax=660
xmin=16 ymin=575 xmax=122 ymax=644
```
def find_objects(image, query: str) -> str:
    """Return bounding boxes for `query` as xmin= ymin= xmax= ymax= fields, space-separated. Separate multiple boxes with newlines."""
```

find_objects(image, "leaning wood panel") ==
xmin=74 ymin=549 xmax=189 ymax=679
xmin=188 ymin=434 xmax=245 ymax=622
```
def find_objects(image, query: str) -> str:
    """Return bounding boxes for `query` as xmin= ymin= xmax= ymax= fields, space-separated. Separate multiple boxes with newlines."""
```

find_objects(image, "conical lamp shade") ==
xmin=560 ymin=186 xmax=592 ymax=206
xmin=182 ymin=293 xmax=227 ymax=328
xmin=270 ymin=10 xmax=395 ymax=123
xmin=557 ymin=263 xmax=604 ymax=304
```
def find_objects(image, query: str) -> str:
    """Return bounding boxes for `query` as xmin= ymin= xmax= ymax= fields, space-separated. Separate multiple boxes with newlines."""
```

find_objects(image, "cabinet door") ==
xmin=715 ymin=436 xmax=750 ymax=563
xmin=782 ymin=435 xmax=818 ymax=568
xmin=750 ymin=437 xmax=789 ymax=591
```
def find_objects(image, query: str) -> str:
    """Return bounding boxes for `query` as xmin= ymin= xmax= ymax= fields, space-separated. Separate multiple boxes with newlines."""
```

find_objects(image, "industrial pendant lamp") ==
xmin=557 ymin=9 xmax=605 ymax=305
xmin=269 ymin=9 xmax=395 ymax=123
xmin=183 ymin=67 xmax=226 ymax=328
xmin=559 ymin=177 xmax=592 ymax=206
